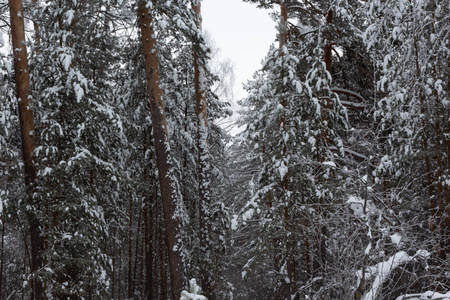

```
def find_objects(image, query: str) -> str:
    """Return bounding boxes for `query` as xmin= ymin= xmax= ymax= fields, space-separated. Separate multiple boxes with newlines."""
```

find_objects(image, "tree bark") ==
xmin=279 ymin=3 xmax=295 ymax=297
xmin=431 ymin=8 xmax=446 ymax=262
xmin=143 ymin=129 xmax=155 ymax=300
xmin=111 ymin=227 xmax=116 ymax=300
xmin=413 ymin=40 xmax=434 ymax=207
xmin=9 ymin=1 xmax=45 ymax=299
xmin=279 ymin=1 xmax=288 ymax=150
xmin=159 ymin=218 xmax=168 ymax=300
xmin=132 ymin=204 xmax=142 ymax=295
xmin=9 ymin=0 xmax=36 ymax=191
xmin=31 ymin=0 xmax=41 ymax=47
xmin=138 ymin=3 xmax=184 ymax=299
xmin=323 ymin=9 xmax=333 ymax=75
xmin=193 ymin=0 xmax=209 ymax=244
xmin=144 ymin=199 xmax=154 ymax=300
xmin=127 ymin=197 xmax=133 ymax=299
xmin=446 ymin=18 xmax=450 ymax=254
xmin=192 ymin=1 xmax=214 ymax=297
xmin=321 ymin=8 xmax=333 ymax=155
xmin=0 ymin=222 xmax=4 ymax=300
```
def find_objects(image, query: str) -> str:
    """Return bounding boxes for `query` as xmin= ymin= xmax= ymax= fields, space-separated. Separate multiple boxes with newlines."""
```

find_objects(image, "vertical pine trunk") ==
xmin=323 ymin=10 xmax=333 ymax=75
xmin=192 ymin=1 xmax=214 ymax=297
xmin=111 ymin=227 xmax=116 ymax=300
xmin=132 ymin=207 xmax=142 ymax=295
xmin=279 ymin=0 xmax=288 ymax=162
xmin=279 ymin=2 xmax=288 ymax=154
xmin=138 ymin=230 xmax=145 ymax=292
xmin=144 ymin=199 xmax=154 ymax=300
xmin=127 ymin=197 xmax=133 ymax=299
xmin=138 ymin=3 xmax=184 ymax=299
xmin=413 ymin=40 xmax=437 ymax=261
xmin=155 ymin=206 xmax=161 ymax=298
xmin=279 ymin=2 xmax=295 ymax=296
xmin=9 ymin=0 xmax=36 ymax=208
xmin=446 ymin=22 xmax=450 ymax=253
xmin=414 ymin=40 xmax=434 ymax=197
xmin=431 ymin=7 xmax=446 ymax=262
xmin=316 ymin=8 xmax=334 ymax=281
xmin=0 ymin=222 xmax=4 ymax=299
xmin=143 ymin=130 xmax=154 ymax=300
xmin=321 ymin=8 xmax=333 ymax=149
xmin=158 ymin=211 xmax=168 ymax=300
xmin=9 ymin=1 xmax=45 ymax=299
xmin=31 ymin=0 xmax=41 ymax=46
xmin=118 ymin=244 xmax=122 ymax=300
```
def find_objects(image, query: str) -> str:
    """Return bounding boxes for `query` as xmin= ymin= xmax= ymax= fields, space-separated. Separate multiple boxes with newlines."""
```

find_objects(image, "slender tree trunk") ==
xmin=127 ymin=197 xmax=134 ymax=299
xmin=155 ymin=205 xmax=161 ymax=298
xmin=118 ymin=242 xmax=122 ymax=300
xmin=0 ymin=221 xmax=4 ymax=299
xmin=143 ymin=130 xmax=154 ymax=300
xmin=192 ymin=1 xmax=214 ymax=297
xmin=132 ymin=206 xmax=142 ymax=295
xmin=279 ymin=3 xmax=295 ymax=297
xmin=158 ymin=209 xmax=168 ymax=300
xmin=144 ymin=198 xmax=153 ymax=300
xmin=138 ymin=230 xmax=145 ymax=292
xmin=9 ymin=0 xmax=35 ymax=209
xmin=138 ymin=3 xmax=184 ymax=299
xmin=9 ymin=1 xmax=45 ymax=299
xmin=413 ymin=41 xmax=437 ymax=251
xmin=446 ymin=20 xmax=450 ymax=253
xmin=431 ymin=8 xmax=446 ymax=262
xmin=414 ymin=40 xmax=434 ymax=197
xmin=111 ymin=227 xmax=116 ymax=300
xmin=279 ymin=0 xmax=288 ymax=163
xmin=31 ymin=0 xmax=41 ymax=46
xmin=433 ymin=78 xmax=444 ymax=261
xmin=323 ymin=10 xmax=333 ymax=75
xmin=321 ymin=8 xmax=333 ymax=157
xmin=314 ymin=8 xmax=334 ymax=285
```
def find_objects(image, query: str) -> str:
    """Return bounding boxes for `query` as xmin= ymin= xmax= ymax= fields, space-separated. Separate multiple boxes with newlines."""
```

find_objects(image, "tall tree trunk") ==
xmin=127 ymin=197 xmax=134 ymax=299
xmin=446 ymin=18 xmax=450 ymax=254
xmin=159 ymin=222 xmax=168 ymax=300
xmin=313 ymin=7 xmax=333 ymax=288
xmin=192 ymin=1 xmax=213 ymax=297
xmin=9 ymin=1 xmax=45 ymax=299
xmin=321 ymin=8 xmax=333 ymax=157
xmin=143 ymin=129 xmax=154 ymax=300
xmin=9 ymin=0 xmax=35 ymax=204
xmin=138 ymin=3 xmax=184 ymax=298
xmin=413 ymin=37 xmax=438 ymax=264
xmin=31 ymin=0 xmax=41 ymax=47
xmin=431 ymin=7 xmax=446 ymax=262
xmin=133 ymin=206 xmax=142 ymax=295
xmin=414 ymin=40 xmax=434 ymax=198
xmin=323 ymin=10 xmax=333 ymax=75
xmin=0 ymin=222 xmax=4 ymax=300
xmin=111 ymin=227 xmax=116 ymax=300
xmin=279 ymin=2 xmax=295 ymax=297
xmin=144 ymin=198 xmax=154 ymax=300
xmin=118 ymin=241 xmax=122 ymax=300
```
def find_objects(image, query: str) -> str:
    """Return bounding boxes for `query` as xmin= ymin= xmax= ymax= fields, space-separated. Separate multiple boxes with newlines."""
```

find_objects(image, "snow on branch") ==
xmin=180 ymin=279 xmax=207 ymax=300
xmin=331 ymin=88 xmax=368 ymax=109
xmin=395 ymin=291 xmax=450 ymax=300
xmin=359 ymin=250 xmax=431 ymax=300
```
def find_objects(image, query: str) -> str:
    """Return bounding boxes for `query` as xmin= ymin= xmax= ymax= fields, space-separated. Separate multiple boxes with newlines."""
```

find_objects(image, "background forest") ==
xmin=0 ymin=0 xmax=449 ymax=299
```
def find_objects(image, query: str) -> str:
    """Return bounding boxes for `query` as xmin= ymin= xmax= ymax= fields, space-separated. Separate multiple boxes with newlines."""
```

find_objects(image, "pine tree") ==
xmin=8 ymin=0 xmax=46 ymax=298
xmin=362 ymin=0 xmax=450 ymax=295
xmin=23 ymin=0 xmax=127 ymax=297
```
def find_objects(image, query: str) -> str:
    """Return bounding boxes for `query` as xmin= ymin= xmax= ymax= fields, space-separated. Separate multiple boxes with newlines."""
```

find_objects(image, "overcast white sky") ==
xmin=202 ymin=0 xmax=277 ymax=101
